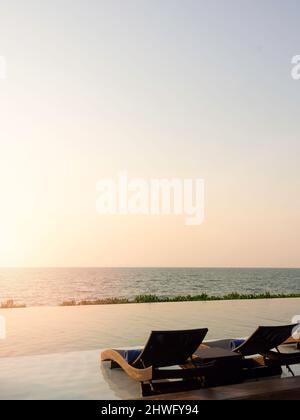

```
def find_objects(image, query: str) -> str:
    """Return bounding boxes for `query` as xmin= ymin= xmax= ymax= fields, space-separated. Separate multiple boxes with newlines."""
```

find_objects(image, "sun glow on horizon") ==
xmin=0 ymin=1 xmax=300 ymax=268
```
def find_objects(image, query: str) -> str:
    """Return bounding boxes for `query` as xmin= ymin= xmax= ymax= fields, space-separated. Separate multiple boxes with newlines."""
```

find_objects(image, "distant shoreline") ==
xmin=59 ymin=292 xmax=300 ymax=306
xmin=2 ymin=293 xmax=300 ymax=309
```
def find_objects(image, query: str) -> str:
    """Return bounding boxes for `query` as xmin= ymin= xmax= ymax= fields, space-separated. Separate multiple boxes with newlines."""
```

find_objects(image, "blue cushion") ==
xmin=124 ymin=349 xmax=142 ymax=364
xmin=230 ymin=339 xmax=246 ymax=351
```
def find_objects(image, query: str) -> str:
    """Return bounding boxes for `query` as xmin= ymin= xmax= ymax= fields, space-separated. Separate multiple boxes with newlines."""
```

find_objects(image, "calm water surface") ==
xmin=0 ymin=267 xmax=300 ymax=306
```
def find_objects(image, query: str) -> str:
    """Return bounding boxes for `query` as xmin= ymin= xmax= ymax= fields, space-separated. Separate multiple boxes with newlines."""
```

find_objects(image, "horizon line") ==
xmin=1 ymin=266 xmax=300 ymax=270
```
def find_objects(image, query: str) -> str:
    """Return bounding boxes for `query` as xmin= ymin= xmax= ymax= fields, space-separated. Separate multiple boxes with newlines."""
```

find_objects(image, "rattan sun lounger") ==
xmin=234 ymin=324 xmax=300 ymax=376
xmin=101 ymin=328 xmax=213 ymax=396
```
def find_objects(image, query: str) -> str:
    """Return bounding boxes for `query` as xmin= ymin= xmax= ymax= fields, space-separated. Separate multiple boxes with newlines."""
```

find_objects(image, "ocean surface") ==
xmin=0 ymin=267 xmax=300 ymax=307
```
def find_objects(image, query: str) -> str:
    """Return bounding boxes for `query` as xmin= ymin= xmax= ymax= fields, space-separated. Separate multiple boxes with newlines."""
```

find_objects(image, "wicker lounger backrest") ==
xmin=234 ymin=324 xmax=297 ymax=357
xmin=132 ymin=328 xmax=208 ymax=368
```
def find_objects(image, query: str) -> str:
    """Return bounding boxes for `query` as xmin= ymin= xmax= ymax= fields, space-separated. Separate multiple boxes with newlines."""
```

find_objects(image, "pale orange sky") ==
xmin=0 ymin=1 xmax=299 ymax=267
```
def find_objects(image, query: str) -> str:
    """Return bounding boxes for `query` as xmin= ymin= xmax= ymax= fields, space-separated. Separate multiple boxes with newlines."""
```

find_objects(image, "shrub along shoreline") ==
xmin=1 ymin=293 xmax=300 ymax=309
xmin=60 ymin=292 xmax=300 ymax=306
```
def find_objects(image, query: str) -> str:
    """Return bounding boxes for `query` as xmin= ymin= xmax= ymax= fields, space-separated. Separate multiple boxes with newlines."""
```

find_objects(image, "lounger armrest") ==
xmin=265 ymin=350 xmax=300 ymax=366
xmin=101 ymin=349 xmax=153 ymax=382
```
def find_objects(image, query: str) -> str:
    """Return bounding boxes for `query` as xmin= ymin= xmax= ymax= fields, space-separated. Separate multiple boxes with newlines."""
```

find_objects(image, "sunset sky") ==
xmin=0 ymin=0 xmax=299 ymax=267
